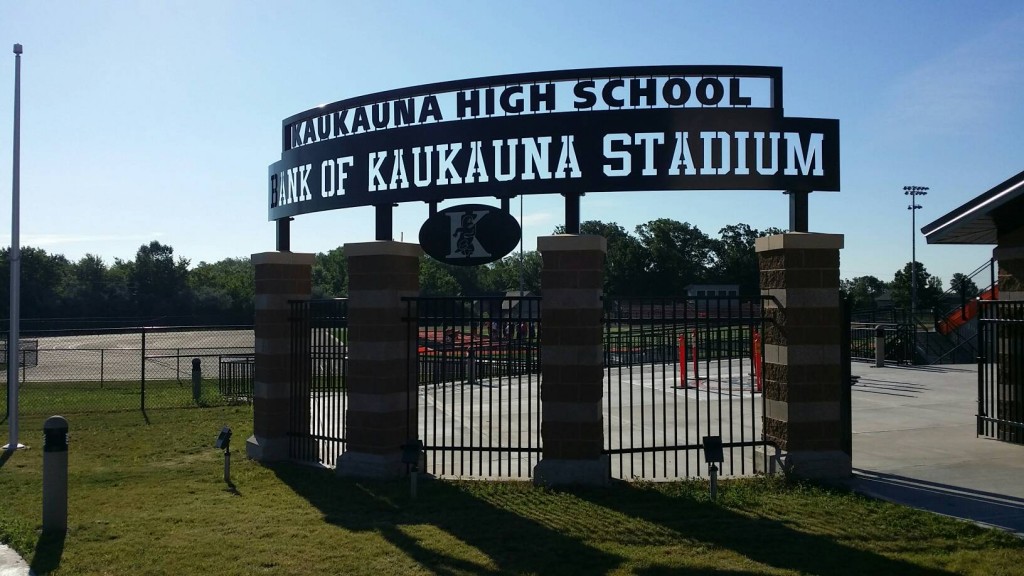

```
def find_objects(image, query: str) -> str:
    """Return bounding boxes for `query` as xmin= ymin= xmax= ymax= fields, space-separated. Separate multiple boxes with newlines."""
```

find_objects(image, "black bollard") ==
xmin=192 ymin=358 xmax=202 ymax=403
xmin=43 ymin=415 xmax=68 ymax=534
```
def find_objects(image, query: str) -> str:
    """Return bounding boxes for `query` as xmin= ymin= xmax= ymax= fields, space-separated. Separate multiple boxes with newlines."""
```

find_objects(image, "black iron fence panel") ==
xmin=603 ymin=297 xmax=772 ymax=479
xmin=849 ymin=323 xmax=913 ymax=365
xmin=1 ymin=326 xmax=253 ymax=416
xmin=405 ymin=296 xmax=542 ymax=478
xmin=978 ymin=301 xmax=1024 ymax=444
xmin=288 ymin=299 xmax=348 ymax=467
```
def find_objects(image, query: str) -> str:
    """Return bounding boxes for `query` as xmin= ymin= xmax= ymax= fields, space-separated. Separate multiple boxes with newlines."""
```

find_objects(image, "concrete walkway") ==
xmin=849 ymin=362 xmax=1024 ymax=535
xmin=0 ymin=543 xmax=29 ymax=576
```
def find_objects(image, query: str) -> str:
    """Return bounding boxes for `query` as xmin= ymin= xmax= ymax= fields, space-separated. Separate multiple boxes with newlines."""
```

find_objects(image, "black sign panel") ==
xmin=268 ymin=66 xmax=840 ymax=221
xmin=419 ymin=204 xmax=521 ymax=266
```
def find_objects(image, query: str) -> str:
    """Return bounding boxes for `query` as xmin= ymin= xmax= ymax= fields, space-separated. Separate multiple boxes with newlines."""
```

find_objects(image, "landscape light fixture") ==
xmin=402 ymin=439 xmax=423 ymax=499
xmin=702 ymin=436 xmax=724 ymax=501
xmin=215 ymin=426 xmax=232 ymax=483
xmin=903 ymin=186 xmax=929 ymax=323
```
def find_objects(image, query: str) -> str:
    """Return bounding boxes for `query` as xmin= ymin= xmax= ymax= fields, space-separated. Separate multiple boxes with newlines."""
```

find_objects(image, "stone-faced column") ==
xmin=994 ymin=242 xmax=1024 ymax=442
xmin=996 ymin=245 xmax=1024 ymax=301
xmin=336 ymin=241 xmax=421 ymax=478
xmin=755 ymin=233 xmax=850 ymax=479
xmin=246 ymin=251 xmax=315 ymax=462
xmin=533 ymin=234 xmax=609 ymax=487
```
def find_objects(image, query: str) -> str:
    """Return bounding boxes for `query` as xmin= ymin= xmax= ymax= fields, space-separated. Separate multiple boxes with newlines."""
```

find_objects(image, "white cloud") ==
xmin=1 ymin=232 xmax=165 ymax=246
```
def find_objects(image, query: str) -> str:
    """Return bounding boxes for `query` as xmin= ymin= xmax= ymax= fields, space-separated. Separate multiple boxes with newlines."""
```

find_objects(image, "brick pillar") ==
xmin=755 ymin=233 xmax=850 ymax=479
xmin=336 ymin=241 xmax=421 ymax=478
xmin=994 ymin=243 xmax=1024 ymax=442
xmin=246 ymin=251 xmax=314 ymax=462
xmin=533 ymin=234 xmax=609 ymax=487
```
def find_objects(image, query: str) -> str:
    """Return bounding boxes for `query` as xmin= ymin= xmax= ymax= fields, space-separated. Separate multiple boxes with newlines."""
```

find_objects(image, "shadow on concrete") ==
xmin=574 ymin=480 xmax=954 ymax=575
xmin=29 ymin=530 xmax=65 ymax=575
xmin=892 ymin=365 xmax=975 ymax=374
xmin=270 ymin=463 xmax=621 ymax=574
xmin=851 ymin=469 xmax=1024 ymax=535
xmin=853 ymin=378 xmax=928 ymax=398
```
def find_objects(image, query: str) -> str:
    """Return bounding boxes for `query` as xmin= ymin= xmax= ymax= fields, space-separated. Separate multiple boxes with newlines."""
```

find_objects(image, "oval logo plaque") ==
xmin=419 ymin=204 xmax=522 ymax=266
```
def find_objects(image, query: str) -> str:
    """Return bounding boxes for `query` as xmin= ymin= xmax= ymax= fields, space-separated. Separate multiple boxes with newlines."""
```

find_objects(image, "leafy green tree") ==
xmin=125 ymin=241 xmax=191 ymax=318
xmin=710 ymin=224 xmax=784 ymax=295
xmin=189 ymin=257 xmax=254 ymax=321
xmin=312 ymin=248 xmax=347 ymax=297
xmin=841 ymin=276 xmax=889 ymax=310
xmin=892 ymin=262 xmax=944 ymax=311
xmin=0 ymin=247 xmax=72 ymax=318
xmin=950 ymin=273 xmax=980 ymax=299
xmin=490 ymin=250 xmax=542 ymax=294
xmin=63 ymin=254 xmax=116 ymax=317
xmin=420 ymin=257 xmax=462 ymax=296
xmin=634 ymin=219 xmax=715 ymax=296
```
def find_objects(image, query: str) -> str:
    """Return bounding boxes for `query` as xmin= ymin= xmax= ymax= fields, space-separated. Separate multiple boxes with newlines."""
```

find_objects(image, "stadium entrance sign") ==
xmin=268 ymin=66 xmax=838 ymax=222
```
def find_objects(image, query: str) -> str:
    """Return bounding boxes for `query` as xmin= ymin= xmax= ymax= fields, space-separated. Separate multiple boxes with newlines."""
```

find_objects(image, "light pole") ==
xmin=904 ymin=185 xmax=928 ymax=323
xmin=5 ymin=44 xmax=24 ymax=451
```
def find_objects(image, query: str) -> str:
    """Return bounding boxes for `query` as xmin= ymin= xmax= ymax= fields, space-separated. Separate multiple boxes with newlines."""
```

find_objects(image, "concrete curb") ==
xmin=0 ymin=543 xmax=30 ymax=576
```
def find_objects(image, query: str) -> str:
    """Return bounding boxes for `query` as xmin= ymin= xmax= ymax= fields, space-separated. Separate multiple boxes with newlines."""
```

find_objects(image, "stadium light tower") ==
xmin=904 ymin=185 xmax=929 ymax=321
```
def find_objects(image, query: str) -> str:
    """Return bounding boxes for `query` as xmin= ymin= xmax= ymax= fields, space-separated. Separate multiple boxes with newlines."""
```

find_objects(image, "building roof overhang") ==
xmin=922 ymin=169 xmax=1024 ymax=245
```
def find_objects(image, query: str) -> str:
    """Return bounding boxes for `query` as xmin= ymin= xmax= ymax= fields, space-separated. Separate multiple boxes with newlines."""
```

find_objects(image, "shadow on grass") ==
xmin=29 ymin=530 xmax=66 ymax=575
xmin=575 ymin=480 xmax=953 ymax=576
xmin=0 ymin=448 xmax=12 ymax=469
xmin=270 ymin=464 xmax=621 ymax=575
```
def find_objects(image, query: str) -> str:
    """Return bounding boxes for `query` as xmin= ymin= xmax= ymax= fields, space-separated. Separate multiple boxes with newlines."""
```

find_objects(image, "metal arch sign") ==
xmin=268 ymin=65 xmax=840 ymax=221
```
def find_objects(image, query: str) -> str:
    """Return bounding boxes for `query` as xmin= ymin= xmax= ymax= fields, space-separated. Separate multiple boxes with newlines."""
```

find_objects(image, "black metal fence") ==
xmin=603 ymin=297 xmax=772 ymax=479
xmin=978 ymin=300 xmax=1024 ymax=444
xmin=405 ymin=295 xmax=542 ymax=478
xmin=849 ymin=323 xmax=914 ymax=364
xmin=1 ymin=325 xmax=253 ymax=417
xmin=282 ymin=294 xmax=789 ymax=481
xmin=288 ymin=299 xmax=348 ymax=467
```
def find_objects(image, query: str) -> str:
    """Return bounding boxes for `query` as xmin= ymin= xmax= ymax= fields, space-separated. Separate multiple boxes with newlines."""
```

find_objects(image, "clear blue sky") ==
xmin=1 ymin=1 xmax=1022 ymax=287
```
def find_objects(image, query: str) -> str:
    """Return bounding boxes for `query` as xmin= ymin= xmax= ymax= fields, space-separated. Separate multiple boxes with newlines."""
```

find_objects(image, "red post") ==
xmin=690 ymin=329 xmax=700 ymax=387
xmin=677 ymin=334 xmax=688 ymax=388
xmin=752 ymin=329 xmax=763 ymax=393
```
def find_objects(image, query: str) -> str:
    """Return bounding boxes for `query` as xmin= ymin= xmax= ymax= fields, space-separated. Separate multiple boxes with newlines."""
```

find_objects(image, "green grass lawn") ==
xmin=1 ymin=406 xmax=1023 ymax=575
xmin=1 ymin=378 xmax=246 ymax=416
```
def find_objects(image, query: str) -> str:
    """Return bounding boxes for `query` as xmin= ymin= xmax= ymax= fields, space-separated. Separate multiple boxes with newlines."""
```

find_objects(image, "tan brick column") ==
xmin=336 ymin=241 xmax=421 ymax=478
xmin=246 ymin=251 xmax=315 ymax=462
xmin=533 ymin=234 xmax=609 ymax=487
xmin=755 ymin=233 xmax=850 ymax=479
xmin=993 ymin=242 xmax=1024 ymax=442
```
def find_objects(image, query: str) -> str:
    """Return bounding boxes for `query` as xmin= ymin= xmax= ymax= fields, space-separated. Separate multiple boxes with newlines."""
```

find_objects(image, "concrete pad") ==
xmin=850 ymin=362 xmax=1024 ymax=534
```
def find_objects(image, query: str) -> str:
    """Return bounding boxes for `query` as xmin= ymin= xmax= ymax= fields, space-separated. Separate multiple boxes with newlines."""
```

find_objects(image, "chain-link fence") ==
xmin=1 ymin=326 xmax=253 ymax=416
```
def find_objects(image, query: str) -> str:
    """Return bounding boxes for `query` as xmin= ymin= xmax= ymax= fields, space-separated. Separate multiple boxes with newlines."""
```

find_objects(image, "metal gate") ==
xmin=978 ymin=300 xmax=1024 ymax=444
xmin=603 ymin=297 xmax=772 ymax=479
xmin=288 ymin=298 xmax=349 ymax=466
xmin=405 ymin=296 xmax=542 ymax=478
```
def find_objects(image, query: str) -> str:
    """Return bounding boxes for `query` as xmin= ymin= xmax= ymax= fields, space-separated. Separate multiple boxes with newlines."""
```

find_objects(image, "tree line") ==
xmin=0 ymin=221 xmax=986 ymax=326
xmin=842 ymin=262 xmax=983 ymax=314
